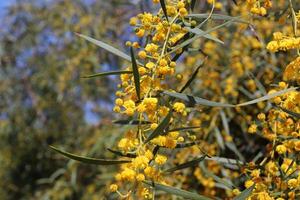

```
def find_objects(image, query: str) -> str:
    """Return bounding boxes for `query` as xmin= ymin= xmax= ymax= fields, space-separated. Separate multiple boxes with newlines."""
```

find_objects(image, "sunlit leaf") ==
xmin=130 ymin=46 xmax=141 ymax=100
xmin=162 ymin=91 xmax=235 ymax=107
xmin=186 ymin=27 xmax=224 ymax=44
xmin=143 ymin=181 xmax=213 ymax=200
xmin=144 ymin=111 xmax=172 ymax=144
xmin=169 ymin=20 xmax=234 ymax=54
xmin=76 ymin=33 xmax=132 ymax=62
xmin=188 ymin=14 xmax=248 ymax=24
xmin=50 ymin=146 xmax=131 ymax=165
xmin=81 ymin=70 xmax=132 ymax=78
xmin=237 ymin=87 xmax=297 ymax=106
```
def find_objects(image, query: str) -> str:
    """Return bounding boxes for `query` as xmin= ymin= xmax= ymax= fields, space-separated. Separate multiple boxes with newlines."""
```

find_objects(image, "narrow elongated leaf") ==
xmin=107 ymin=148 xmax=136 ymax=158
xmin=170 ymin=20 xmax=234 ymax=54
xmin=162 ymin=91 xmax=235 ymax=107
xmin=160 ymin=0 xmax=169 ymax=21
xmin=81 ymin=70 xmax=132 ymax=78
xmin=164 ymin=155 xmax=206 ymax=173
xmin=188 ymin=14 xmax=248 ymax=24
xmin=186 ymin=27 xmax=224 ymax=44
xmin=143 ymin=181 xmax=213 ymax=200
xmin=277 ymin=106 xmax=300 ymax=119
xmin=130 ymin=47 xmax=141 ymax=100
xmin=200 ymin=164 xmax=235 ymax=190
xmin=205 ymin=156 xmax=244 ymax=165
xmin=163 ymin=87 xmax=297 ymax=108
xmin=50 ymin=146 xmax=131 ymax=165
xmin=144 ymin=111 xmax=172 ymax=144
xmin=169 ymin=126 xmax=201 ymax=132
xmin=191 ymin=0 xmax=196 ymax=11
xmin=175 ymin=142 xmax=196 ymax=148
xmin=76 ymin=33 xmax=131 ymax=62
xmin=226 ymin=142 xmax=245 ymax=162
xmin=233 ymin=185 xmax=255 ymax=200
xmin=113 ymin=119 xmax=151 ymax=125
xmin=214 ymin=128 xmax=225 ymax=150
xmin=179 ymin=59 xmax=206 ymax=93
xmin=237 ymin=87 xmax=297 ymax=106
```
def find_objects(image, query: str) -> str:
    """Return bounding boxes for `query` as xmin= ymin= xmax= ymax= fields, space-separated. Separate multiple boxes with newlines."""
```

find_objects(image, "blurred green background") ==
xmin=0 ymin=0 xmax=153 ymax=199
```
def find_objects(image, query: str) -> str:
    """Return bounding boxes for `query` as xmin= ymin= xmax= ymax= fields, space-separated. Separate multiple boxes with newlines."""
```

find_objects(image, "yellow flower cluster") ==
xmin=267 ymin=32 xmax=300 ymax=52
xmin=246 ymin=0 xmax=271 ymax=16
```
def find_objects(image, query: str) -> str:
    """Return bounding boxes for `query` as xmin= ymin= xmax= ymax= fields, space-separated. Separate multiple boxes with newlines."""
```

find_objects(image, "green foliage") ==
xmin=0 ymin=0 xmax=131 ymax=199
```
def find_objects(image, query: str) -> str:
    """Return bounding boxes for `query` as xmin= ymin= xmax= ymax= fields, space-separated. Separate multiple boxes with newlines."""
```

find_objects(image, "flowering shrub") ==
xmin=51 ymin=0 xmax=299 ymax=199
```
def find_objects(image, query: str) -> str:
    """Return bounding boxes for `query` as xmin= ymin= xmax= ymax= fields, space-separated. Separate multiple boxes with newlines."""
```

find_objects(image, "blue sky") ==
xmin=0 ymin=0 xmax=14 ymax=15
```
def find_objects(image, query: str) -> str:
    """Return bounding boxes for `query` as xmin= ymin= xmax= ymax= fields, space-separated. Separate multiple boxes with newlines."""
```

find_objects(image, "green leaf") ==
xmin=107 ymin=148 xmax=136 ymax=158
xmin=76 ymin=33 xmax=132 ymax=62
xmin=206 ymin=156 xmax=244 ymax=165
xmin=188 ymin=14 xmax=249 ymax=24
xmin=237 ymin=87 xmax=297 ymax=106
xmin=130 ymin=47 xmax=141 ymax=101
xmin=214 ymin=128 xmax=225 ymax=150
xmin=175 ymin=142 xmax=197 ymax=148
xmin=233 ymin=185 xmax=255 ymax=200
xmin=162 ymin=91 xmax=235 ymax=107
xmin=49 ymin=146 xmax=131 ymax=165
xmin=169 ymin=126 xmax=201 ymax=132
xmin=144 ymin=111 xmax=172 ymax=144
xmin=179 ymin=59 xmax=206 ymax=93
xmin=186 ymin=27 xmax=224 ymax=44
xmin=81 ymin=70 xmax=132 ymax=78
xmin=143 ymin=181 xmax=213 ymax=200
xmin=200 ymin=164 xmax=235 ymax=190
xmin=191 ymin=0 xmax=196 ymax=11
xmin=169 ymin=20 xmax=234 ymax=54
xmin=164 ymin=155 xmax=206 ymax=173
xmin=113 ymin=119 xmax=151 ymax=125
xmin=160 ymin=0 xmax=169 ymax=22
xmin=277 ymin=106 xmax=300 ymax=119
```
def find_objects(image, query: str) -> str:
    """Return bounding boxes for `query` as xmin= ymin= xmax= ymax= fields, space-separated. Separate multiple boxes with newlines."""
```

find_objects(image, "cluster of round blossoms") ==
xmin=110 ymin=0 xmax=193 ymax=198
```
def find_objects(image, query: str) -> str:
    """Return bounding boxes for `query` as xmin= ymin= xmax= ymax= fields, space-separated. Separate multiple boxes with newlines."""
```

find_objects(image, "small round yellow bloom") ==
xmin=113 ymin=106 xmax=121 ymax=113
xmin=245 ymin=180 xmax=254 ymax=188
xmin=173 ymin=102 xmax=186 ymax=113
xmin=138 ymin=50 xmax=147 ymax=59
xmin=248 ymin=124 xmax=257 ymax=134
xmin=179 ymin=8 xmax=188 ymax=17
xmin=150 ymin=123 xmax=158 ymax=130
xmin=232 ymin=189 xmax=240 ymax=196
xmin=287 ymin=179 xmax=298 ymax=189
xmin=136 ymin=173 xmax=145 ymax=182
xmin=129 ymin=17 xmax=138 ymax=26
xmin=276 ymin=144 xmax=287 ymax=154
xmin=136 ymin=28 xmax=145 ymax=37
xmin=115 ymin=98 xmax=123 ymax=106
xmin=109 ymin=184 xmax=118 ymax=192
xmin=257 ymin=113 xmax=266 ymax=121
xmin=155 ymin=154 xmax=167 ymax=165
xmin=146 ymin=62 xmax=155 ymax=69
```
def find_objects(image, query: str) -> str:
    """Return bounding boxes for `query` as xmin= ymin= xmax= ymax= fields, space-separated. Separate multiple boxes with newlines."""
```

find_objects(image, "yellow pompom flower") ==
xmin=109 ymin=184 xmax=118 ymax=192
xmin=155 ymin=154 xmax=167 ymax=165
xmin=173 ymin=102 xmax=186 ymax=113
